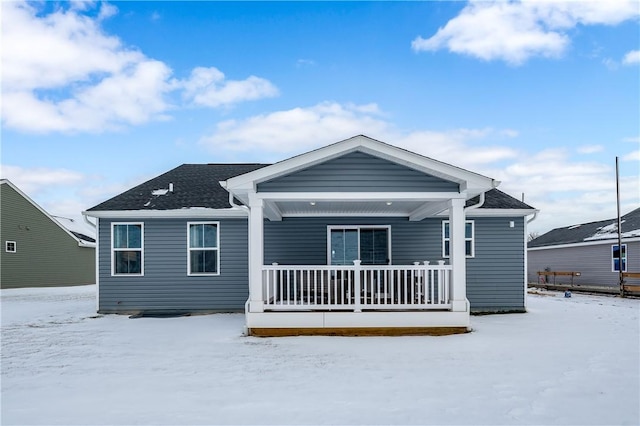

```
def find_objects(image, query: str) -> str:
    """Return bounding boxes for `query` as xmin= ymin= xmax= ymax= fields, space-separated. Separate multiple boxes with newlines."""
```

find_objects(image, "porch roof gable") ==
xmin=222 ymin=135 xmax=498 ymax=197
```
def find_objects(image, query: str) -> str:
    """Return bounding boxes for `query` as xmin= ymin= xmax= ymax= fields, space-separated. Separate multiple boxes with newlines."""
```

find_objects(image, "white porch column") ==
xmin=248 ymin=193 xmax=264 ymax=313
xmin=448 ymin=198 xmax=468 ymax=312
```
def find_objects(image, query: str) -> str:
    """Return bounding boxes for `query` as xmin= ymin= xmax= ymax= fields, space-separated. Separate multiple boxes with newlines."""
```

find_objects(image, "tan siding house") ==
xmin=1 ymin=180 xmax=95 ymax=289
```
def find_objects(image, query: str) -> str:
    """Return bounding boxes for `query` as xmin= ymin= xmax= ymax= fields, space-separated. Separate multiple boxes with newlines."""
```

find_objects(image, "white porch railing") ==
xmin=262 ymin=261 xmax=452 ymax=311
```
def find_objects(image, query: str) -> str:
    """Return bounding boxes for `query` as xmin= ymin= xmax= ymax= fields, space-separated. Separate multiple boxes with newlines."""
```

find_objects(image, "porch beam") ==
xmin=263 ymin=200 xmax=283 ymax=221
xmin=409 ymin=200 xmax=451 ymax=221
xmin=254 ymin=192 xmax=465 ymax=202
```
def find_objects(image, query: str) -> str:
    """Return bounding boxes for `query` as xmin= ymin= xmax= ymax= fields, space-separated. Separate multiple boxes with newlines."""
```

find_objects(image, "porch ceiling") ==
xmin=268 ymin=200 xmax=443 ymax=218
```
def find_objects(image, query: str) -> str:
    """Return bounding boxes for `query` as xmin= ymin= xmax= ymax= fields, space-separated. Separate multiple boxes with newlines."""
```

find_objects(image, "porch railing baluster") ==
xmin=260 ymin=263 xmax=452 ymax=311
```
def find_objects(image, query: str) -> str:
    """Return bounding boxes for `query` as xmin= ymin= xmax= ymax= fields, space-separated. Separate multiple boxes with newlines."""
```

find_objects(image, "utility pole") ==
xmin=616 ymin=157 xmax=624 ymax=297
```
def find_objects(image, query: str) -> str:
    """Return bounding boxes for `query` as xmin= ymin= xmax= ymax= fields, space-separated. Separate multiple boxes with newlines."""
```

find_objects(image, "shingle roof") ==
xmin=87 ymin=164 xmax=533 ymax=213
xmin=70 ymin=231 xmax=96 ymax=243
xmin=528 ymin=207 xmax=640 ymax=248
xmin=87 ymin=164 xmax=269 ymax=211
xmin=466 ymin=189 xmax=534 ymax=210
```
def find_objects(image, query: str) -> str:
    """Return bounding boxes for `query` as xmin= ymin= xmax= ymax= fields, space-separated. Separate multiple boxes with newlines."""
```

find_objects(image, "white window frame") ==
xmin=187 ymin=221 xmax=220 ymax=276
xmin=611 ymin=243 xmax=627 ymax=273
xmin=5 ymin=241 xmax=16 ymax=253
xmin=327 ymin=225 xmax=392 ymax=265
xmin=111 ymin=222 xmax=144 ymax=276
xmin=442 ymin=220 xmax=475 ymax=258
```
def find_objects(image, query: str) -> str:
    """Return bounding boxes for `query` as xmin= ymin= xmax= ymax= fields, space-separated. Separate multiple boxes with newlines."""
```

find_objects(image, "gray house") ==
xmin=84 ymin=135 xmax=537 ymax=335
xmin=528 ymin=207 xmax=640 ymax=287
xmin=1 ymin=179 xmax=95 ymax=289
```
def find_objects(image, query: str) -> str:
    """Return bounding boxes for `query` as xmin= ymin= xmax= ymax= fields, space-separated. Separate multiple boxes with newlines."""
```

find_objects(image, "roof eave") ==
xmin=463 ymin=208 xmax=539 ymax=217
xmin=83 ymin=208 xmax=249 ymax=219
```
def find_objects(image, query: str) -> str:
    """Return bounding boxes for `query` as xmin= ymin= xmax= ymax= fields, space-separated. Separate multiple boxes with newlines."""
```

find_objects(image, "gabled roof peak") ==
xmin=224 ymin=134 xmax=498 ymax=196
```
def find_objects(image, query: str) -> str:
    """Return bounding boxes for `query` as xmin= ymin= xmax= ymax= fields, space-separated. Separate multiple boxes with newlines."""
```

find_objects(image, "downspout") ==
xmin=523 ymin=209 xmax=539 ymax=311
xmin=228 ymin=192 xmax=249 ymax=211
xmin=82 ymin=211 xmax=96 ymax=229
xmin=464 ymin=191 xmax=485 ymax=212
xmin=465 ymin=179 xmax=499 ymax=212
xmin=219 ymin=181 xmax=249 ymax=211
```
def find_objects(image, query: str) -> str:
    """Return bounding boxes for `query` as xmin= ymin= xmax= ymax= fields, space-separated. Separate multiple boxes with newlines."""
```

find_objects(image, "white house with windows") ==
xmin=85 ymin=135 xmax=537 ymax=335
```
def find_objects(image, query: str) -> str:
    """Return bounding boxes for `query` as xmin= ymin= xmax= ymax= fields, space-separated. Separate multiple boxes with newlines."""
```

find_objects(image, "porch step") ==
xmin=249 ymin=326 xmax=470 ymax=337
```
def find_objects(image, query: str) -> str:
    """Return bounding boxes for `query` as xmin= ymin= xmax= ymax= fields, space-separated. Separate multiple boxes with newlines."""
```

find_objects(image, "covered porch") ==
xmin=221 ymin=136 xmax=496 ymax=335
xmin=240 ymin=195 xmax=473 ymax=335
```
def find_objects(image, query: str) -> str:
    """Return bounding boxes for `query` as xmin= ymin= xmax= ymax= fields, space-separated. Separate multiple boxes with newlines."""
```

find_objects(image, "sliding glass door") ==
xmin=329 ymin=226 xmax=390 ymax=265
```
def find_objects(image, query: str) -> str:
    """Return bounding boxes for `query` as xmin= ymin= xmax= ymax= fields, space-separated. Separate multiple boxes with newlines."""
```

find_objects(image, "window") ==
xmin=612 ymin=244 xmax=627 ymax=272
xmin=443 ymin=220 xmax=474 ymax=258
xmin=188 ymin=222 xmax=219 ymax=275
xmin=5 ymin=241 xmax=16 ymax=253
xmin=328 ymin=226 xmax=390 ymax=265
xmin=112 ymin=223 xmax=143 ymax=275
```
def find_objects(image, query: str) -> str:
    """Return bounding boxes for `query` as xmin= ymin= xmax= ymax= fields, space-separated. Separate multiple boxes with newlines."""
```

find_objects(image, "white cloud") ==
xmin=200 ymin=101 xmax=515 ymax=166
xmin=623 ymin=150 xmax=640 ymax=161
xmin=622 ymin=49 xmax=640 ymax=65
xmin=0 ymin=165 xmax=85 ymax=195
xmin=200 ymin=102 xmax=391 ymax=156
xmin=412 ymin=1 xmax=640 ymax=65
xmin=200 ymin=102 xmax=520 ymax=168
xmin=1 ymin=2 xmax=278 ymax=134
xmin=393 ymin=129 xmax=518 ymax=168
xmin=296 ymin=59 xmax=316 ymax=68
xmin=98 ymin=2 xmax=118 ymax=20
xmin=622 ymin=136 xmax=640 ymax=143
xmin=483 ymin=148 xmax=638 ymax=233
xmin=181 ymin=67 xmax=279 ymax=108
xmin=577 ymin=144 xmax=604 ymax=154
xmin=523 ymin=173 xmax=639 ymax=234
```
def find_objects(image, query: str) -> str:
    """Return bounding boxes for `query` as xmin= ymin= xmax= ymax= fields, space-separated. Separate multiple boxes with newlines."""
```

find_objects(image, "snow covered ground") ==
xmin=1 ymin=286 xmax=638 ymax=425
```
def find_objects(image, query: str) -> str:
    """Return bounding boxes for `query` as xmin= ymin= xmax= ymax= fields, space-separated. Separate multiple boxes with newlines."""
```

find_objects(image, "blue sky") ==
xmin=2 ymin=0 xmax=639 ymax=235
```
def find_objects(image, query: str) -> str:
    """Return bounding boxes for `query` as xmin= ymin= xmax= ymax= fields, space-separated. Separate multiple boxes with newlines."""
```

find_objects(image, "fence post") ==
xmin=353 ymin=260 xmax=362 ymax=313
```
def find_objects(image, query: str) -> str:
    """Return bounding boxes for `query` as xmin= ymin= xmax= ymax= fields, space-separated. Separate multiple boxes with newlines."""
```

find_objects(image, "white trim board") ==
xmin=528 ymin=237 xmax=640 ymax=251
xmin=84 ymin=208 xmax=249 ymax=219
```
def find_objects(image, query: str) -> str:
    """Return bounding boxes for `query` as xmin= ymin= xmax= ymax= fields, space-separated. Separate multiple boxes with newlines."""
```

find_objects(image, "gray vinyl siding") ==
xmin=528 ymin=241 xmax=640 ymax=287
xmin=264 ymin=217 xmax=443 ymax=265
xmin=264 ymin=216 xmax=525 ymax=312
xmin=258 ymin=151 xmax=459 ymax=193
xmin=96 ymin=215 xmax=526 ymax=313
xmin=0 ymin=183 xmax=95 ymax=289
xmin=466 ymin=217 xmax=525 ymax=312
xmin=97 ymin=218 xmax=249 ymax=313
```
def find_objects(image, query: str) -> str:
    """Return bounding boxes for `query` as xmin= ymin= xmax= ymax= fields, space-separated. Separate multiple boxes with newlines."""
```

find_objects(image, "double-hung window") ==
xmin=442 ymin=220 xmax=474 ymax=258
xmin=188 ymin=222 xmax=219 ymax=275
xmin=112 ymin=223 xmax=143 ymax=275
xmin=612 ymin=244 xmax=627 ymax=272
xmin=328 ymin=226 xmax=390 ymax=265
xmin=5 ymin=241 xmax=16 ymax=253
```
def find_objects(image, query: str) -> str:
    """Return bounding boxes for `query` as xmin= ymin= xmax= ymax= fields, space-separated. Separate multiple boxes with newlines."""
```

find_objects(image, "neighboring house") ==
xmin=528 ymin=207 xmax=640 ymax=287
xmin=84 ymin=135 xmax=537 ymax=335
xmin=1 ymin=179 xmax=96 ymax=289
